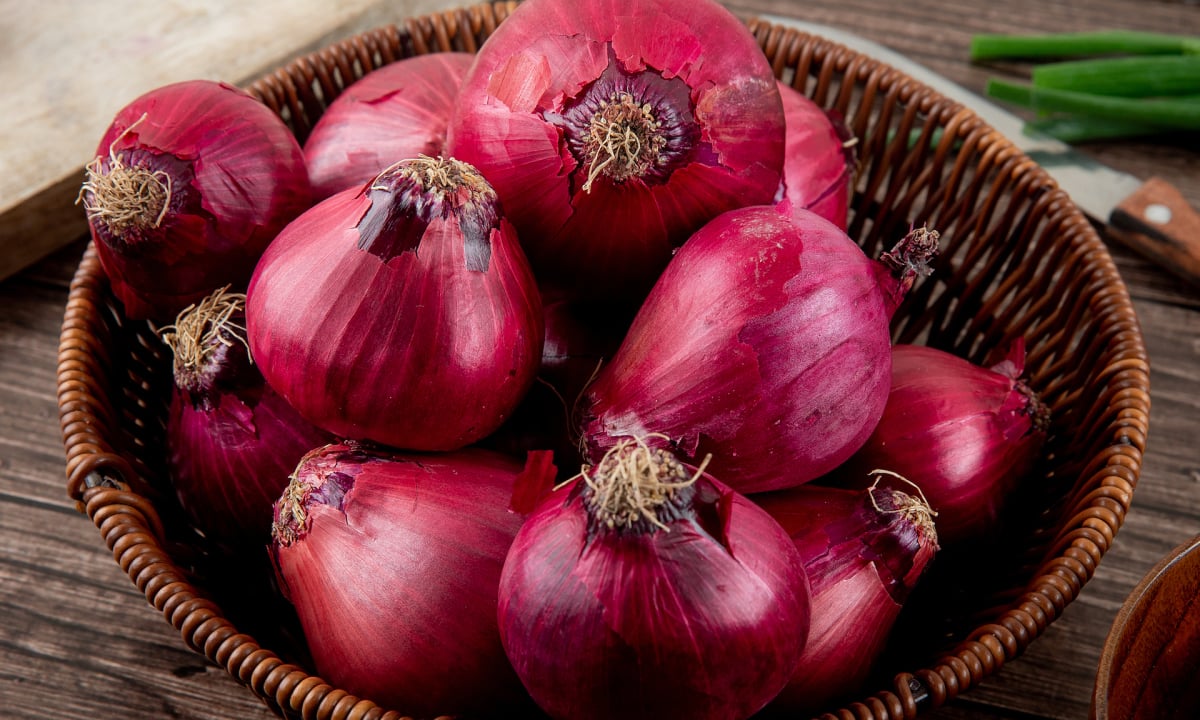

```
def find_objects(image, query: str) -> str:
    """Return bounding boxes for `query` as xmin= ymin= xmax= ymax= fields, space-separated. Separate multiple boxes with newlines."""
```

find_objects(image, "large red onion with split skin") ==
xmin=79 ymin=80 xmax=310 ymax=321
xmin=581 ymin=205 xmax=939 ymax=494
xmin=754 ymin=479 xmax=939 ymax=714
xmin=776 ymin=81 xmax=856 ymax=229
xmin=246 ymin=155 xmax=543 ymax=451
xmin=270 ymin=443 xmax=556 ymax=717
xmin=499 ymin=438 xmax=810 ymax=720
xmin=304 ymin=52 xmax=473 ymax=200
xmin=161 ymin=287 xmax=330 ymax=553
xmin=446 ymin=0 xmax=785 ymax=303
xmin=827 ymin=342 xmax=1050 ymax=547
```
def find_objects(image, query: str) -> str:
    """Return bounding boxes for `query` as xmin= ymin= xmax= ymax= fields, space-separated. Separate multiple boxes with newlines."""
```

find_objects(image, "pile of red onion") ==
xmin=79 ymin=0 xmax=1055 ymax=716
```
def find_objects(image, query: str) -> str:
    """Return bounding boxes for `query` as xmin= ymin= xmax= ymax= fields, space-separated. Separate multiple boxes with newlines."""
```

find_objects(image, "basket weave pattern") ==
xmin=56 ymin=3 xmax=1150 ymax=719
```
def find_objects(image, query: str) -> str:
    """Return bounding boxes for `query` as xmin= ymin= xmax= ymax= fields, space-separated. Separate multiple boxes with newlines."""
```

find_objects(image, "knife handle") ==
xmin=1109 ymin=176 xmax=1200 ymax=289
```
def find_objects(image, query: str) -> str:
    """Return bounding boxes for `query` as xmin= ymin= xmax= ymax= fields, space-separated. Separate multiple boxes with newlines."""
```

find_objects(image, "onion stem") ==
xmin=969 ymin=30 xmax=1200 ymax=61
xmin=986 ymin=79 xmax=1200 ymax=132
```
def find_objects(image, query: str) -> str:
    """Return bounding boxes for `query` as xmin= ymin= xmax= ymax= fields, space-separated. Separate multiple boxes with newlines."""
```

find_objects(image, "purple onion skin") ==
xmin=83 ymin=80 xmax=311 ymax=321
xmin=304 ymin=53 xmax=473 ymax=200
xmin=582 ymin=204 xmax=897 ymax=494
xmin=168 ymin=383 xmax=330 ymax=553
xmin=447 ymin=0 xmax=785 ymax=304
xmin=163 ymin=289 xmax=332 ymax=553
xmin=246 ymin=157 xmax=544 ymax=452
xmin=776 ymin=81 xmax=854 ymax=229
xmin=271 ymin=443 xmax=550 ymax=718
xmin=827 ymin=343 xmax=1049 ymax=547
xmin=499 ymin=470 xmax=811 ymax=720
xmin=754 ymin=484 xmax=938 ymax=714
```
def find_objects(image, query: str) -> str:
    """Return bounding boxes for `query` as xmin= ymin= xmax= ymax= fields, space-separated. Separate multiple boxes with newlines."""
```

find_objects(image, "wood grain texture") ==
xmin=1093 ymin=535 xmax=1200 ymax=720
xmin=2 ymin=1 xmax=1199 ymax=719
xmin=1110 ymin=178 xmax=1200 ymax=289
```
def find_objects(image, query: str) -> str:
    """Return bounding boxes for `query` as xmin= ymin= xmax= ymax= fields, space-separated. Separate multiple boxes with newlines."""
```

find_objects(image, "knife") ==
xmin=761 ymin=15 xmax=1200 ymax=289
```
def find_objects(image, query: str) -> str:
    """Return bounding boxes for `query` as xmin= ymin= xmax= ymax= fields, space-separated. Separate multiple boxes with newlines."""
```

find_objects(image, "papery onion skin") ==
xmin=271 ymin=443 xmax=553 ymax=717
xmin=80 ymin=80 xmax=311 ymax=321
xmin=827 ymin=342 xmax=1050 ymax=547
xmin=246 ymin=155 xmax=544 ymax=451
xmin=446 ymin=0 xmax=785 ymax=303
xmin=776 ymin=81 xmax=856 ymax=229
xmin=162 ymin=288 xmax=331 ymax=552
xmin=582 ymin=205 xmax=937 ymax=494
xmin=754 ymin=482 xmax=938 ymax=714
xmin=499 ymin=440 xmax=810 ymax=720
xmin=304 ymin=53 xmax=473 ymax=200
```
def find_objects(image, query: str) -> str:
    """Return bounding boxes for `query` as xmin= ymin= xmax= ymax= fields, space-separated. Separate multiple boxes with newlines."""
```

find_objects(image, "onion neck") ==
xmin=858 ymin=471 xmax=940 ymax=603
xmin=160 ymin=286 xmax=253 ymax=409
xmin=356 ymin=155 xmax=500 ymax=271
xmin=581 ymin=436 xmax=710 ymax=535
xmin=272 ymin=444 xmax=363 ymax=547
xmin=1016 ymin=380 xmax=1052 ymax=433
xmin=876 ymin=488 xmax=938 ymax=542
xmin=876 ymin=226 xmax=941 ymax=318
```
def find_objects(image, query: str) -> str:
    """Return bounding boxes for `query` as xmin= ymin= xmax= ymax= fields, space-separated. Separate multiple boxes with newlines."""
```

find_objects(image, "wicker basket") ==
xmin=56 ymin=2 xmax=1150 ymax=719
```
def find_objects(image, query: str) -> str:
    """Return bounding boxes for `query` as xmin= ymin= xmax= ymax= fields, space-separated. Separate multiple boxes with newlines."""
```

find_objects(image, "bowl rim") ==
xmin=1092 ymin=533 xmax=1200 ymax=720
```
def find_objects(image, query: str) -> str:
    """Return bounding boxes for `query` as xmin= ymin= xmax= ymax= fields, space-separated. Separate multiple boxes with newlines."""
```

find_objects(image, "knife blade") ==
xmin=762 ymin=15 xmax=1200 ymax=288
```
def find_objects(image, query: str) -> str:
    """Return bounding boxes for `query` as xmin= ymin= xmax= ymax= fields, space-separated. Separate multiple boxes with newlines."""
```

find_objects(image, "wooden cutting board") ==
xmin=0 ymin=0 xmax=463 ymax=281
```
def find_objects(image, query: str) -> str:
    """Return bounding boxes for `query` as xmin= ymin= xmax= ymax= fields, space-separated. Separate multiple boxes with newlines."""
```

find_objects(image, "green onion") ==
xmin=986 ymin=79 xmax=1200 ymax=131
xmin=1032 ymin=56 xmax=1200 ymax=97
xmin=969 ymin=30 xmax=1200 ymax=61
xmin=1024 ymin=116 xmax=1170 ymax=143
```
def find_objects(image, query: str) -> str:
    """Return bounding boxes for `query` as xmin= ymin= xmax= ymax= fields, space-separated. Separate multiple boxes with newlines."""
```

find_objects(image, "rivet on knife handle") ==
xmin=1110 ymin=176 xmax=1200 ymax=289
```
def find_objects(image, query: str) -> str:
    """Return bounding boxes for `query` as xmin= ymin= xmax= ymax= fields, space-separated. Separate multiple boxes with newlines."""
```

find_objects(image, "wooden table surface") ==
xmin=2 ymin=1 xmax=1198 ymax=718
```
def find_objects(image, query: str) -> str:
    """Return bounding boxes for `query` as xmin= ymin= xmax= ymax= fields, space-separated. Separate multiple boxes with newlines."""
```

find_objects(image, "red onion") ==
xmin=271 ymin=442 xmax=555 ymax=717
xmin=304 ymin=52 xmax=473 ymax=200
xmin=246 ymin=155 xmax=543 ymax=451
xmin=776 ymin=81 xmax=856 ymax=229
xmin=827 ymin=341 xmax=1050 ymax=546
xmin=581 ymin=206 xmax=939 ymax=494
xmin=446 ymin=0 xmax=786 ymax=302
xmin=754 ymin=476 xmax=939 ymax=714
xmin=160 ymin=287 xmax=331 ymax=552
xmin=499 ymin=437 xmax=811 ymax=720
xmin=79 ymin=80 xmax=310 ymax=321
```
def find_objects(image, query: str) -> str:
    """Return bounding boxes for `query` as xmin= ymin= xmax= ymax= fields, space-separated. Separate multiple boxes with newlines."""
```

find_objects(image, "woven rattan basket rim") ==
xmin=57 ymin=3 xmax=1150 ymax=719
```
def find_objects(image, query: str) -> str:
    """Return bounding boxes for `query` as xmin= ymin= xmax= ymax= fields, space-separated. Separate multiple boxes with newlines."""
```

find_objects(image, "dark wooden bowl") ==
xmin=1092 ymin=534 xmax=1200 ymax=720
xmin=56 ymin=2 xmax=1151 ymax=719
